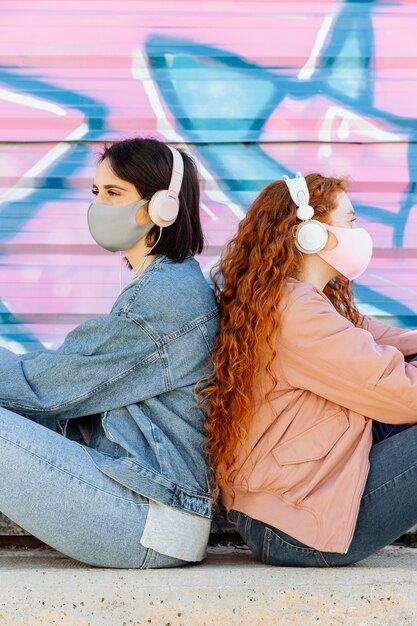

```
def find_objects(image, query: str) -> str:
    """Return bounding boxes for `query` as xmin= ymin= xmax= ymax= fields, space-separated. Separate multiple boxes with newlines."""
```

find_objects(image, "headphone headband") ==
xmin=282 ymin=171 xmax=328 ymax=254
xmin=167 ymin=146 xmax=184 ymax=200
xmin=282 ymin=171 xmax=310 ymax=208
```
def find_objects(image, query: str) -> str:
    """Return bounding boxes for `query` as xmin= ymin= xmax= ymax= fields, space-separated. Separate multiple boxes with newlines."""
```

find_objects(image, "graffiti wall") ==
xmin=1 ymin=0 xmax=417 ymax=353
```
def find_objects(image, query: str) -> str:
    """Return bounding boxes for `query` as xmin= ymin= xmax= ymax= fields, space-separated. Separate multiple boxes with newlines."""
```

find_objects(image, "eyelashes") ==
xmin=91 ymin=189 xmax=120 ymax=197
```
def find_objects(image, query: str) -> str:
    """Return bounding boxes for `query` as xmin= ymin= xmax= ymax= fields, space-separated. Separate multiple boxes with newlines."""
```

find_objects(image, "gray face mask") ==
xmin=87 ymin=199 xmax=154 ymax=252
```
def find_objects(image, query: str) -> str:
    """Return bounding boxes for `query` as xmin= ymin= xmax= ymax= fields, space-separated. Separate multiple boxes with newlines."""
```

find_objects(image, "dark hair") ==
xmin=99 ymin=137 xmax=204 ymax=263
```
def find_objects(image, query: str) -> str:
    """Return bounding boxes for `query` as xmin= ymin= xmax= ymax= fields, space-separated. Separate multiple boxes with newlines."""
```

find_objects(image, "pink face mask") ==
xmin=317 ymin=224 xmax=373 ymax=281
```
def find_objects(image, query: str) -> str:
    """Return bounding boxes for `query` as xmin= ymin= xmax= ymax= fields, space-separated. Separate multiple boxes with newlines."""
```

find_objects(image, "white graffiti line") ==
xmin=132 ymin=48 xmax=183 ymax=142
xmin=318 ymin=106 xmax=400 ymax=158
xmin=298 ymin=14 xmax=334 ymax=81
xmin=0 ymin=88 xmax=67 ymax=116
xmin=0 ymin=335 xmax=28 ymax=354
xmin=356 ymin=302 xmax=390 ymax=317
xmin=200 ymin=201 xmax=219 ymax=222
xmin=131 ymin=48 xmax=245 ymax=221
xmin=0 ymin=122 xmax=89 ymax=204
xmin=196 ymin=161 xmax=245 ymax=220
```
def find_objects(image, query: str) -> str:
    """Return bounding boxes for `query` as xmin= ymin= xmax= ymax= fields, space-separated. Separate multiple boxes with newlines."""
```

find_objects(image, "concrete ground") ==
xmin=0 ymin=544 xmax=416 ymax=626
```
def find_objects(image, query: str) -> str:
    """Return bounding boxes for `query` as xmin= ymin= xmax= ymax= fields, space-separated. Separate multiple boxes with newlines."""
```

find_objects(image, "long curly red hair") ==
xmin=198 ymin=173 xmax=365 ymax=499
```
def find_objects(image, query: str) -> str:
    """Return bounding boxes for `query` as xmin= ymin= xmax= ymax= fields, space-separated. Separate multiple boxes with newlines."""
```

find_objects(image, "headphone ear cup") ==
xmin=294 ymin=220 xmax=328 ymax=254
xmin=148 ymin=190 xmax=180 ymax=228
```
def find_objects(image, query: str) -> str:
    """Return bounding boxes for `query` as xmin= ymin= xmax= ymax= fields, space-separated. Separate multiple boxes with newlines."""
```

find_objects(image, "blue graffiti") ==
xmin=0 ymin=69 xmax=108 ymax=348
xmin=145 ymin=0 xmax=417 ymax=322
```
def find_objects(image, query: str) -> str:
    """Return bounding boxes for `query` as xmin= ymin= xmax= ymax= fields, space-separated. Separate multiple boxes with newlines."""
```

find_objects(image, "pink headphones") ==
xmin=148 ymin=146 xmax=184 ymax=228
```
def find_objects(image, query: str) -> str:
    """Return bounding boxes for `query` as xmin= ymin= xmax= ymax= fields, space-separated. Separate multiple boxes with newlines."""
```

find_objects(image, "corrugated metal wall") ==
xmin=1 ymin=0 xmax=417 ymax=358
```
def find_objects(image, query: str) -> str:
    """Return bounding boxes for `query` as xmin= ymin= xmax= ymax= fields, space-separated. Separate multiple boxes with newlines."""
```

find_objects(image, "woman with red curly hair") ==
xmin=200 ymin=172 xmax=417 ymax=566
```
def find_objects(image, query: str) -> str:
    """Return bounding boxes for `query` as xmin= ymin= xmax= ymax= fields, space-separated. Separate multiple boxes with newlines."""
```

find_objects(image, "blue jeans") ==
xmin=0 ymin=407 xmax=188 ymax=568
xmin=230 ymin=418 xmax=417 ymax=567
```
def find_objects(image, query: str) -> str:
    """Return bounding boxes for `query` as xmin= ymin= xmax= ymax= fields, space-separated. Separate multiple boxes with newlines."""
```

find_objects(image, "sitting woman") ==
xmin=0 ymin=137 xmax=218 ymax=568
xmin=200 ymin=172 xmax=417 ymax=566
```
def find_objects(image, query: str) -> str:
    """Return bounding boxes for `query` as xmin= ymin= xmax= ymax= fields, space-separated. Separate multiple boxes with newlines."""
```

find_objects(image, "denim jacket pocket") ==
xmin=271 ymin=410 xmax=349 ymax=504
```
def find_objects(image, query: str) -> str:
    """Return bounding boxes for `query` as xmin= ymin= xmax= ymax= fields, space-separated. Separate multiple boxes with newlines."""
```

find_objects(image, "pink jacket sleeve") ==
xmin=362 ymin=316 xmax=417 ymax=357
xmin=279 ymin=291 xmax=417 ymax=424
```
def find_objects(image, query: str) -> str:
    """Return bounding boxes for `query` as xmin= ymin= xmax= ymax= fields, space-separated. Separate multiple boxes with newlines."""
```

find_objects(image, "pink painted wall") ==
xmin=1 ymin=0 xmax=417 ymax=352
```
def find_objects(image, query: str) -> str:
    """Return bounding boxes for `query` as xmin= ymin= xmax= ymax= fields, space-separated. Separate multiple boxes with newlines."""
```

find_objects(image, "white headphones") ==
xmin=148 ymin=145 xmax=184 ymax=228
xmin=282 ymin=172 xmax=328 ymax=254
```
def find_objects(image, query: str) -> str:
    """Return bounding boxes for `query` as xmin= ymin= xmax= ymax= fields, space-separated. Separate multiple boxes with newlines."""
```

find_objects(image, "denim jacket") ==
xmin=0 ymin=255 xmax=219 ymax=519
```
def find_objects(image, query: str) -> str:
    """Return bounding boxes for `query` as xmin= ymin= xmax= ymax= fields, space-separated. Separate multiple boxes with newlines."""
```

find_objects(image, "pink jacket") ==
xmin=222 ymin=278 xmax=417 ymax=553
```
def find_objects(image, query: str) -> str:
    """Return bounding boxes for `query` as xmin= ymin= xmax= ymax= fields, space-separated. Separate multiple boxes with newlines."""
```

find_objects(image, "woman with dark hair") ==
xmin=200 ymin=172 xmax=417 ymax=567
xmin=0 ymin=137 xmax=219 ymax=568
